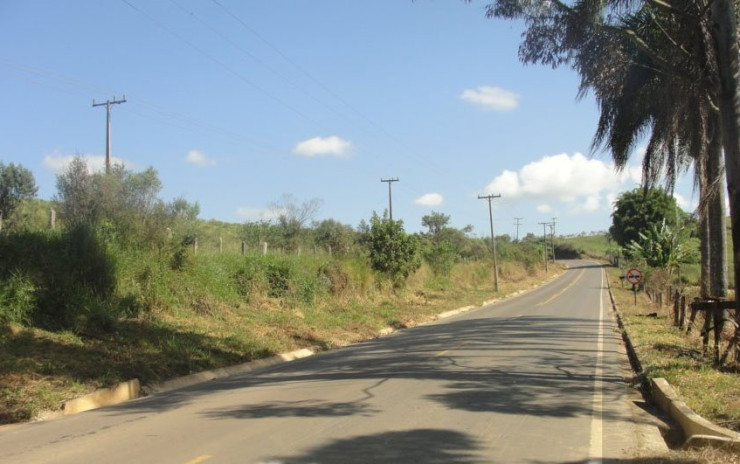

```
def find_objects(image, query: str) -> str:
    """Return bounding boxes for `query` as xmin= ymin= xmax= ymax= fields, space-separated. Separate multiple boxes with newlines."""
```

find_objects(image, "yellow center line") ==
xmin=435 ymin=340 xmax=468 ymax=357
xmin=185 ymin=455 xmax=212 ymax=464
xmin=536 ymin=269 xmax=586 ymax=307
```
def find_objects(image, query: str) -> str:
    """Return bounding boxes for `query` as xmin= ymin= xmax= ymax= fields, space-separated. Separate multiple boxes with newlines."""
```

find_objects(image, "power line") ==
xmin=478 ymin=194 xmax=501 ymax=293
xmin=120 ymin=0 xmax=326 ymax=131
xmin=514 ymin=217 xmax=523 ymax=241
xmin=538 ymin=222 xmax=553 ymax=272
xmin=381 ymin=178 xmax=399 ymax=220
xmin=92 ymin=95 xmax=127 ymax=173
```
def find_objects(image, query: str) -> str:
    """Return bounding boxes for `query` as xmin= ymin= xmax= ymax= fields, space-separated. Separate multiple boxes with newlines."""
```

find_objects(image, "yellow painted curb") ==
xmin=63 ymin=379 xmax=140 ymax=416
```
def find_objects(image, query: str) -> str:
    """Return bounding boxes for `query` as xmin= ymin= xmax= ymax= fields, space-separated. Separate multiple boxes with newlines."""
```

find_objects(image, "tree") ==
xmin=366 ymin=213 xmax=421 ymax=282
xmin=469 ymin=0 xmax=740 ymax=353
xmin=574 ymin=2 xmax=727 ymax=297
xmin=314 ymin=219 xmax=356 ymax=256
xmin=0 ymin=163 xmax=37 ymax=232
xmin=55 ymin=158 xmax=167 ymax=247
xmin=268 ymin=194 xmax=322 ymax=251
xmin=421 ymin=211 xmax=451 ymax=236
xmin=610 ymin=188 xmax=684 ymax=250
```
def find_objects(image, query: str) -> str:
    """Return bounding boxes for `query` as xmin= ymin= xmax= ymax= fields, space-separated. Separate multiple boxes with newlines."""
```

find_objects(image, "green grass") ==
xmin=562 ymin=233 xmax=613 ymax=259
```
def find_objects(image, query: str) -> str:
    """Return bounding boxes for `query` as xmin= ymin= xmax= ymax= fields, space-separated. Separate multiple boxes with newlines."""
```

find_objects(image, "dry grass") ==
xmin=606 ymin=266 xmax=740 ymax=462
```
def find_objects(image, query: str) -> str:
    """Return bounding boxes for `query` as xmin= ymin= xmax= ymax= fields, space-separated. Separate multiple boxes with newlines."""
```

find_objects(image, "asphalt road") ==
xmin=0 ymin=260 xmax=649 ymax=463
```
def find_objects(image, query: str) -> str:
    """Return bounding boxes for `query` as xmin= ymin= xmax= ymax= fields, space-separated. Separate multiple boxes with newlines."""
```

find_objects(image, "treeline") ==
xmin=0 ymin=160 xmax=553 ymax=333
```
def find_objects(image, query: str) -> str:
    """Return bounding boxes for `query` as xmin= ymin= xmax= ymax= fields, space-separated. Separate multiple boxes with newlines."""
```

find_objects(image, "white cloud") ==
xmin=185 ymin=150 xmax=216 ymax=167
xmin=537 ymin=204 xmax=553 ymax=214
xmin=460 ymin=86 xmax=520 ymax=111
xmin=483 ymin=152 xmax=641 ymax=215
xmin=42 ymin=152 xmax=131 ymax=174
xmin=673 ymin=192 xmax=697 ymax=211
xmin=570 ymin=195 xmax=601 ymax=214
xmin=293 ymin=136 xmax=353 ymax=158
xmin=414 ymin=193 xmax=443 ymax=206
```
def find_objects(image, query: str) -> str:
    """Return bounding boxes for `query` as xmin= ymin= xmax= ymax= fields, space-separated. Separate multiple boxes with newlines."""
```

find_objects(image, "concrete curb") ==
xmin=63 ymin=379 xmax=141 ymax=416
xmin=41 ymin=348 xmax=316 ymax=423
xmin=651 ymin=378 xmax=740 ymax=450
xmin=605 ymin=268 xmax=740 ymax=450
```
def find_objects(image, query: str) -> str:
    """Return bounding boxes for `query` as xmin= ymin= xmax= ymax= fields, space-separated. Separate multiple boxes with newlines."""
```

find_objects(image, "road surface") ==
xmin=0 ymin=261 xmax=653 ymax=463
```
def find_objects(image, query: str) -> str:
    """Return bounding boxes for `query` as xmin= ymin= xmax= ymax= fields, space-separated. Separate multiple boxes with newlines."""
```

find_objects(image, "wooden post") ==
xmin=679 ymin=295 xmax=687 ymax=329
xmin=673 ymin=293 xmax=680 ymax=327
xmin=219 ymin=236 xmax=223 ymax=254
xmin=49 ymin=208 xmax=56 ymax=229
xmin=194 ymin=236 xmax=198 ymax=255
xmin=261 ymin=242 xmax=268 ymax=256
xmin=241 ymin=240 xmax=246 ymax=256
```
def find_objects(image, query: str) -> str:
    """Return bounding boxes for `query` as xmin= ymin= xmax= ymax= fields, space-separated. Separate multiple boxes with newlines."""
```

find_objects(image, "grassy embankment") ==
xmin=0 ymin=228 xmax=561 ymax=425
xmin=564 ymin=234 xmax=740 ymax=432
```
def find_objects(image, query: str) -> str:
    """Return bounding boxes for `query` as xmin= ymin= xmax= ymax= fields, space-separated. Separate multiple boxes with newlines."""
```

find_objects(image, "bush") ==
xmin=366 ymin=213 xmax=421 ymax=283
xmin=0 ymin=225 xmax=118 ymax=332
xmin=0 ymin=271 xmax=36 ymax=325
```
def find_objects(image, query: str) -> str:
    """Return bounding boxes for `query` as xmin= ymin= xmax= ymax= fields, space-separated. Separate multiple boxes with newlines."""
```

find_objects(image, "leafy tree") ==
xmin=421 ymin=211 xmax=451 ymax=236
xmin=0 ymin=163 xmax=37 ymax=232
xmin=366 ymin=213 xmax=421 ymax=281
xmin=55 ymin=158 xmax=168 ymax=247
xmin=314 ymin=219 xmax=355 ymax=256
xmin=610 ymin=188 xmax=684 ymax=250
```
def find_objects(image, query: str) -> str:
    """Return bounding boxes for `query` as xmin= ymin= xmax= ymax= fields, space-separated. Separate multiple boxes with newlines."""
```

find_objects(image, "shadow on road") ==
xmin=107 ymin=312 xmax=639 ymax=428
xmin=264 ymin=428 xmax=484 ymax=464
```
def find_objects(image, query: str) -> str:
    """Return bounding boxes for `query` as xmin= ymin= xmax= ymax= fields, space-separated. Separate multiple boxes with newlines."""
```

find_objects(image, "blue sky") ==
xmin=0 ymin=0 xmax=698 ymax=237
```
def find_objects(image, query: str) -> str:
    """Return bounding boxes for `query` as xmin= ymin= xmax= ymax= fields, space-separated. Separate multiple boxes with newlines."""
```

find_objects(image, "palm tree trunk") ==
xmin=708 ymin=132 xmax=728 ymax=298
xmin=710 ymin=0 xmax=740 ymax=357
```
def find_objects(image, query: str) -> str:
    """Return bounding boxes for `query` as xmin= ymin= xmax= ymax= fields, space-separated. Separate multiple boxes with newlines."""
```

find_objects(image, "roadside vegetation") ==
xmin=0 ymin=160 xmax=560 ymax=425
xmin=564 ymin=209 xmax=740 ymax=436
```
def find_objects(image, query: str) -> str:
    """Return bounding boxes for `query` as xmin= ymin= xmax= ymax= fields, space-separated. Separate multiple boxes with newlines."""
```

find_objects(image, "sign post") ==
xmin=625 ymin=268 xmax=643 ymax=306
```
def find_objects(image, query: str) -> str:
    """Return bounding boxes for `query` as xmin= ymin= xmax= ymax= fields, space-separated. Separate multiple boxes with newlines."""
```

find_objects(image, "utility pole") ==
xmin=538 ymin=222 xmax=551 ymax=272
xmin=92 ymin=95 xmax=127 ymax=174
xmin=380 ymin=177 xmax=399 ymax=220
xmin=478 ymin=194 xmax=502 ymax=292
xmin=551 ymin=217 xmax=558 ymax=262
xmin=514 ymin=217 xmax=523 ymax=241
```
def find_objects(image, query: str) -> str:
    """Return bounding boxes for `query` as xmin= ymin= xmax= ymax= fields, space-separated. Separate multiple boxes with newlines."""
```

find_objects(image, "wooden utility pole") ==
xmin=551 ymin=217 xmax=558 ymax=262
xmin=381 ymin=177 xmax=399 ymax=220
xmin=514 ymin=217 xmax=523 ymax=241
xmin=92 ymin=95 xmax=127 ymax=174
xmin=539 ymin=222 xmax=551 ymax=272
xmin=479 ymin=194 xmax=501 ymax=292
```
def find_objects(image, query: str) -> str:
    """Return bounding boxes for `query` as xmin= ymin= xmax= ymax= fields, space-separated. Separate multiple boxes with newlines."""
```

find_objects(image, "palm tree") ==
xmin=577 ymin=3 xmax=728 ymax=298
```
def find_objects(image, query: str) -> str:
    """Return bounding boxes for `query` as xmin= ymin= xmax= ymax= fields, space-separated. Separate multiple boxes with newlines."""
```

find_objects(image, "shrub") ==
xmin=0 ymin=271 xmax=36 ymax=325
xmin=366 ymin=213 xmax=421 ymax=283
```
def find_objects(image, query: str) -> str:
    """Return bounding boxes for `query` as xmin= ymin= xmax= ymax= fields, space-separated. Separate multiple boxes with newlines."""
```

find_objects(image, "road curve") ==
xmin=0 ymin=260 xmax=644 ymax=463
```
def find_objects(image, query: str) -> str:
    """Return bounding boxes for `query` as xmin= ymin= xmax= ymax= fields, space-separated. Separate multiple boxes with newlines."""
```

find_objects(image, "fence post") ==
xmin=241 ymin=240 xmax=246 ymax=256
xmin=219 ymin=236 xmax=223 ymax=254
xmin=679 ymin=295 xmax=686 ymax=329
xmin=194 ymin=236 xmax=198 ymax=255
xmin=262 ymin=242 xmax=268 ymax=256
xmin=49 ymin=208 xmax=56 ymax=229
xmin=673 ymin=292 xmax=680 ymax=327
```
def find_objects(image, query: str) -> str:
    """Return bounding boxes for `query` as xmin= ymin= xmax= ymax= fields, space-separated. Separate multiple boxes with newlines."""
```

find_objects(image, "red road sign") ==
xmin=626 ymin=268 xmax=643 ymax=285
